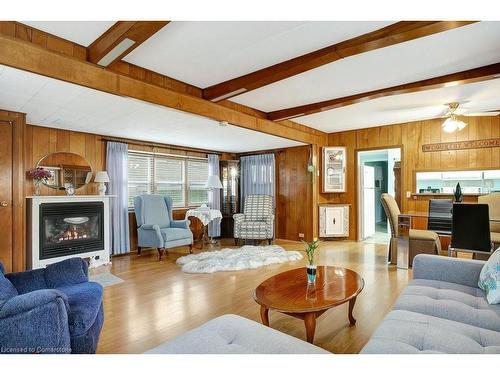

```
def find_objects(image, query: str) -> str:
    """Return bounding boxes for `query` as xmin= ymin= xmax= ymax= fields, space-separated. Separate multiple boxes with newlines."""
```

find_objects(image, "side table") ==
xmin=185 ymin=207 xmax=222 ymax=249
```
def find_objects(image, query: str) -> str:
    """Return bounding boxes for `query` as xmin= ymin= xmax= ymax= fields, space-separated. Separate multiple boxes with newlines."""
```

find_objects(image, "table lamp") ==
xmin=94 ymin=171 xmax=110 ymax=196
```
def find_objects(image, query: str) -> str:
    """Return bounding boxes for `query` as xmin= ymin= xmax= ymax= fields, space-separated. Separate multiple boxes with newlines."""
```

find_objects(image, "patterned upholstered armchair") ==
xmin=233 ymin=195 xmax=274 ymax=245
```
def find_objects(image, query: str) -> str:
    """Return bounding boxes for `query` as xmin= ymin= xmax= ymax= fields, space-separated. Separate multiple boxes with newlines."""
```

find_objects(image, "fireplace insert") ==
xmin=39 ymin=201 xmax=104 ymax=260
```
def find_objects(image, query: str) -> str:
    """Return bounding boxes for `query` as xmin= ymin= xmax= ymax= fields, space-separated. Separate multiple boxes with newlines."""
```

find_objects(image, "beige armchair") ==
xmin=381 ymin=193 xmax=441 ymax=266
xmin=478 ymin=192 xmax=500 ymax=254
xmin=474 ymin=193 xmax=500 ymax=260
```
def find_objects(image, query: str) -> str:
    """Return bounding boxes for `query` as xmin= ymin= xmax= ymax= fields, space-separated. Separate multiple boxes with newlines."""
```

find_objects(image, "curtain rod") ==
xmin=100 ymin=136 xmax=222 ymax=155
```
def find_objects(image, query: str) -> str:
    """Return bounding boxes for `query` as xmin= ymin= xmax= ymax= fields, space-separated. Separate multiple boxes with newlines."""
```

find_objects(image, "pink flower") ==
xmin=27 ymin=167 xmax=52 ymax=181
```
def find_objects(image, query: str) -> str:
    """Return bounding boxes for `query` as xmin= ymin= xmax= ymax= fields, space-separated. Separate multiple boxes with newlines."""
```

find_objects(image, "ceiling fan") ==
xmin=440 ymin=102 xmax=500 ymax=133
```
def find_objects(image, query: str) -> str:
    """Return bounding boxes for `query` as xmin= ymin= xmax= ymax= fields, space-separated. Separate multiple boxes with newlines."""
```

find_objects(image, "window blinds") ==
xmin=127 ymin=151 xmax=208 ymax=208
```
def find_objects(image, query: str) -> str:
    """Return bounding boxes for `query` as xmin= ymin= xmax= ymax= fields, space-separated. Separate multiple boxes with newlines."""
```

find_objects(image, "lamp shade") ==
xmin=205 ymin=175 xmax=222 ymax=189
xmin=94 ymin=171 xmax=110 ymax=183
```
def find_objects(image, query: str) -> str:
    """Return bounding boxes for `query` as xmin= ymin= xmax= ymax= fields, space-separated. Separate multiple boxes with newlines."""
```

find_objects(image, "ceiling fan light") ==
xmin=442 ymin=117 xmax=458 ymax=133
xmin=457 ymin=120 xmax=467 ymax=130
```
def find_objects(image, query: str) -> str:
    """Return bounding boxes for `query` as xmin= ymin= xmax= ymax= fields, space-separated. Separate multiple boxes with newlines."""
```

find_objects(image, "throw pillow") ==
xmin=478 ymin=248 xmax=500 ymax=304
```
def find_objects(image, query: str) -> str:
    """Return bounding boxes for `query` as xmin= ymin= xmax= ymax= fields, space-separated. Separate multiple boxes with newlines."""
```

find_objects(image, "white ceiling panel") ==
xmin=294 ymin=78 xmax=500 ymax=132
xmin=0 ymin=65 xmax=303 ymax=153
xmin=232 ymin=22 xmax=500 ymax=112
xmin=124 ymin=21 xmax=393 ymax=88
xmin=21 ymin=21 xmax=115 ymax=46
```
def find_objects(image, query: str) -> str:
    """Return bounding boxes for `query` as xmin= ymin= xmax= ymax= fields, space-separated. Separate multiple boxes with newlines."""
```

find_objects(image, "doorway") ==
xmin=358 ymin=147 xmax=401 ymax=243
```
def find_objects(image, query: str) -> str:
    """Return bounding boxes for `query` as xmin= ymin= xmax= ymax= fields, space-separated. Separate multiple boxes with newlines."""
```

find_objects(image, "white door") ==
xmin=324 ymin=207 xmax=344 ymax=235
xmin=361 ymin=165 xmax=376 ymax=239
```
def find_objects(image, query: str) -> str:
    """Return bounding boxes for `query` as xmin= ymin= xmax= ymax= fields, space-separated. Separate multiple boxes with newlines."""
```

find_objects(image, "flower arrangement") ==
xmin=27 ymin=167 xmax=52 ymax=181
xmin=301 ymin=238 xmax=320 ymax=265
xmin=27 ymin=167 xmax=52 ymax=195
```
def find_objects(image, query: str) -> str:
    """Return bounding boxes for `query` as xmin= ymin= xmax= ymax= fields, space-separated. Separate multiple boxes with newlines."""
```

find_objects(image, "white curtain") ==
xmin=208 ymin=154 xmax=221 ymax=237
xmin=106 ymin=141 xmax=130 ymax=255
xmin=240 ymin=154 xmax=275 ymax=211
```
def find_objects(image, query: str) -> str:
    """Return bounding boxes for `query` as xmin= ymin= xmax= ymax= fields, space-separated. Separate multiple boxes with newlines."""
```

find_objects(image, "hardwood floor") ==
xmin=93 ymin=239 xmax=411 ymax=354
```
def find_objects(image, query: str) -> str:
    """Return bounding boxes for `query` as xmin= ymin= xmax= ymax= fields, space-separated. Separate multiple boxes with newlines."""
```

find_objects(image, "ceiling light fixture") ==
xmin=442 ymin=102 xmax=467 ymax=133
xmin=97 ymin=38 xmax=135 ymax=66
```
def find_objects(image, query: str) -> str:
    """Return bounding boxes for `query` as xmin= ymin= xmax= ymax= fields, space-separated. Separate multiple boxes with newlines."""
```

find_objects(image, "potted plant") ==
xmin=27 ymin=167 xmax=52 ymax=196
xmin=302 ymin=238 xmax=320 ymax=284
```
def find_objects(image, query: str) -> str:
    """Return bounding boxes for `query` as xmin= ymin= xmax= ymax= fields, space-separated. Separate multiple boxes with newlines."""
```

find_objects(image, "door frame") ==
xmin=0 ymin=111 xmax=25 ymax=272
xmin=355 ymin=145 xmax=403 ymax=242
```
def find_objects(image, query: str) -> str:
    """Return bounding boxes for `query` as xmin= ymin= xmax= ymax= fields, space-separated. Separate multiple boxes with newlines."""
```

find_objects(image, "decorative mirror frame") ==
xmin=36 ymin=152 xmax=93 ymax=191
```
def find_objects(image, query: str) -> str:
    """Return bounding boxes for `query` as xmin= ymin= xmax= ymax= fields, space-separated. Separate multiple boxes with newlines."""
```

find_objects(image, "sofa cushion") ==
xmin=361 ymin=310 xmax=500 ymax=354
xmin=239 ymin=221 xmax=269 ymax=232
xmin=0 ymin=267 xmax=18 ymax=308
xmin=478 ymin=248 xmax=500 ymax=304
xmin=161 ymin=228 xmax=192 ymax=242
xmin=58 ymin=282 xmax=103 ymax=337
xmin=395 ymin=279 xmax=500 ymax=332
xmin=146 ymin=314 xmax=329 ymax=354
xmin=45 ymin=258 xmax=88 ymax=288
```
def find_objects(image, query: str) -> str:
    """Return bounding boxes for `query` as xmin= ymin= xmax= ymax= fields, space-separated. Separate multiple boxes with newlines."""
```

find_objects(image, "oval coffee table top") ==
xmin=253 ymin=266 xmax=364 ymax=314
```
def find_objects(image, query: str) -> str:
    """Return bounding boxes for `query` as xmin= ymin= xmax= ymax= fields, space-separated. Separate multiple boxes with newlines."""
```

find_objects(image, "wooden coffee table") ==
xmin=253 ymin=266 xmax=364 ymax=343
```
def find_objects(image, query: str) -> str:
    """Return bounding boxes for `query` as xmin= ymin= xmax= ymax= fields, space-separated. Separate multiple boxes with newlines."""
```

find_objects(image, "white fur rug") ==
xmin=176 ymin=245 xmax=303 ymax=274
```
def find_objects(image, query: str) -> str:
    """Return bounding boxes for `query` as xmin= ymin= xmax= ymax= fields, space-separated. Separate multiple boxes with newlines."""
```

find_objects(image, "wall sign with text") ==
xmin=422 ymin=138 xmax=500 ymax=152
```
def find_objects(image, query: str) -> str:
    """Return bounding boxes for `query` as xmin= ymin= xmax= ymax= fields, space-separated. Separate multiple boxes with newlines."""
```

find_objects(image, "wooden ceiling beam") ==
xmin=267 ymin=62 xmax=500 ymax=121
xmin=87 ymin=21 xmax=169 ymax=66
xmin=0 ymin=34 xmax=327 ymax=145
xmin=202 ymin=21 xmax=477 ymax=102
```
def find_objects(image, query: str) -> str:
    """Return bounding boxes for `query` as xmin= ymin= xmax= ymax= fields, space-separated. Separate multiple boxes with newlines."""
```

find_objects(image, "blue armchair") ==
xmin=0 ymin=258 xmax=104 ymax=354
xmin=134 ymin=195 xmax=193 ymax=260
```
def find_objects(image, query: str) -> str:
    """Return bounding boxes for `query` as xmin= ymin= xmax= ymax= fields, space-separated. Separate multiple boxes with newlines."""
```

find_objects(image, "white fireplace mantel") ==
xmin=26 ymin=195 xmax=115 ymax=269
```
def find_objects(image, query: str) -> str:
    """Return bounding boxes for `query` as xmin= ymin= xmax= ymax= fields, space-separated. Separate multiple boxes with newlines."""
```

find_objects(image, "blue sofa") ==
xmin=134 ymin=195 xmax=193 ymax=260
xmin=0 ymin=258 xmax=104 ymax=354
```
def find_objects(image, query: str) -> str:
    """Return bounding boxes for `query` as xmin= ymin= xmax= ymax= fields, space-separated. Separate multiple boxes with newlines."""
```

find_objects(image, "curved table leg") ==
xmin=348 ymin=297 xmax=357 ymax=326
xmin=260 ymin=306 xmax=269 ymax=326
xmin=304 ymin=312 xmax=316 ymax=343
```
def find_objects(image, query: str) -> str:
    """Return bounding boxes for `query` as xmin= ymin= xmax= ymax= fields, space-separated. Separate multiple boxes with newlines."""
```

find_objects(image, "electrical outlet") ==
xmin=298 ymin=233 xmax=305 ymax=238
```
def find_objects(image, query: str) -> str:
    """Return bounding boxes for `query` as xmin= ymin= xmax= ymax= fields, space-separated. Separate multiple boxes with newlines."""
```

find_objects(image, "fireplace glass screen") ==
xmin=39 ymin=202 xmax=104 ymax=259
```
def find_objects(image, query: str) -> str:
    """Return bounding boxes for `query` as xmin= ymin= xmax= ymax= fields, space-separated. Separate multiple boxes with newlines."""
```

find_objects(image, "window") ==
xmin=187 ymin=159 xmax=209 ymax=205
xmin=127 ymin=151 xmax=209 ymax=208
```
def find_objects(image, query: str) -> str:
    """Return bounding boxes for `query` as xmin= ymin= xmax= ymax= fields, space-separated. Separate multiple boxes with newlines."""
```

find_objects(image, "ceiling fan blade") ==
xmin=464 ymin=111 xmax=500 ymax=117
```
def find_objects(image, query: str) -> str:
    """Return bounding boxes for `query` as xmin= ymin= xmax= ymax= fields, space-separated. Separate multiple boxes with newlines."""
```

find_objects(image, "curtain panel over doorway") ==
xmin=106 ymin=141 xmax=130 ymax=255
xmin=240 ymin=153 xmax=275 ymax=211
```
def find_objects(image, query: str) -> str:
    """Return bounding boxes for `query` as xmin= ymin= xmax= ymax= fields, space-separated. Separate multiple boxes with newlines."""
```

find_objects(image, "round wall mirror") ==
xmin=37 ymin=152 xmax=92 ymax=190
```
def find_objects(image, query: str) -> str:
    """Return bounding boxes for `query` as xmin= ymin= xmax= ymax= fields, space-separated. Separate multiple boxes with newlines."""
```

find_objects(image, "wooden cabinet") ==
xmin=319 ymin=204 xmax=349 ymax=238
xmin=322 ymin=147 xmax=346 ymax=192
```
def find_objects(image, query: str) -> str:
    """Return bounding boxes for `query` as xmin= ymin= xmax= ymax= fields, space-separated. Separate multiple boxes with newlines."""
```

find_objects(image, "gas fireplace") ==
xmin=39 ymin=201 xmax=104 ymax=260
xmin=27 ymin=195 xmax=111 ymax=269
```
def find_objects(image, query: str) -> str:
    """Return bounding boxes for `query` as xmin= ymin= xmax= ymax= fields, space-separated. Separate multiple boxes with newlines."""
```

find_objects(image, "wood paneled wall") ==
xmin=25 ymin=125 xmax=105 ymax=196
xmin=324 ymin=115 xmax=500 ymax=240
xmin=275 ymin=145 xmax=314 ymax=241
xmin=24 ymin=125 xmax=220 ymax=254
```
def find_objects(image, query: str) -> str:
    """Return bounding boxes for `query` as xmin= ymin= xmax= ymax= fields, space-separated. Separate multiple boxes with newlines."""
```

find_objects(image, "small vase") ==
xmin=33 ymin=180 xmax=41 ymax=196
xmin=454 ymin=182 xmax=463 ymax=203
xmin=306 ymin=264 xmax=317 ymax=284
